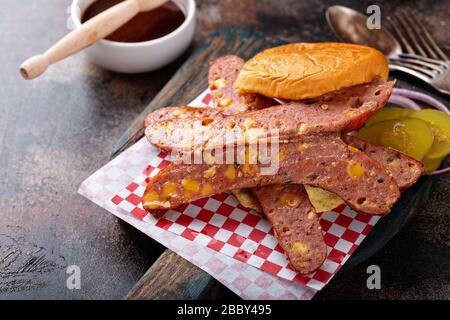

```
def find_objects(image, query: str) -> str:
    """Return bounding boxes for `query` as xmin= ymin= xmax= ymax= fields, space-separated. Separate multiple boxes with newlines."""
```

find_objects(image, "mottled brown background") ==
xmin=0 ymin=0 xmax=449 ymax=299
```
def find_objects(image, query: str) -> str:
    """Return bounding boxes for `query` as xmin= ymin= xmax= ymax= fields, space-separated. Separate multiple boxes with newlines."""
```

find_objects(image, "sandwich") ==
xmin=141 ymin=43 xmax=423 ymax=274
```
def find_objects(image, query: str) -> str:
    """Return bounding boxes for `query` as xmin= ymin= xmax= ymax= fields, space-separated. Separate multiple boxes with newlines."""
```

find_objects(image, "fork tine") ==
xmin=387 ymin=15 xmax=415 ymax=54
xmin=400 ymin=53 xmax=449 ymax=67
xmin=407 ymin=10 xmax=450 ymax=62
xmin=405 ymin=10 xmax=439 ymax=60
xmin=390 ymin=60 xmax=435 ymax=78
xmin=390 ymin=57 xmax=444 ymax=74
xmin=394 ymin=11 xmax=428 ymax=57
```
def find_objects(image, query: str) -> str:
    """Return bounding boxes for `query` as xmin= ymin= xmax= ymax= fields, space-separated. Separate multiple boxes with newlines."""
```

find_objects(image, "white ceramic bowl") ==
xmin=71 ymin=0 xmax=196 ymax=73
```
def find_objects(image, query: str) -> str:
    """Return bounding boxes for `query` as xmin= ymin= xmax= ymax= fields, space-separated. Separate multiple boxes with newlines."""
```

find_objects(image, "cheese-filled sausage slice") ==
xmin=252 ymin=184 xmax=326 ymax=275
xmin=144 ymin=106 xmax=423 ymax=191
xmin=144 ymin=106 xmax=222 ymax=128
xmin=208 ymin=55 xmax=276 ymax=113
xmin=142 ymin=135 xmax=400 ymax=215
xmin=145 ymin=78 xmax=395 ymax=151
xmin=251 ymin=137 xmax=423 ymax=274
xmin=343 ymin=135 xmax=424 ymax=190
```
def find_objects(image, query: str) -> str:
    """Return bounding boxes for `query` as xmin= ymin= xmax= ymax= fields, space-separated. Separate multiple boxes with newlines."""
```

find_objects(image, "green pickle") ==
xmin=357 ymin=118 xmax=434 ymax=161
xmin=365 ymin=107 xmax=413 ymax=126
xmin=408 ymin=109 xmax=450 ymax=141
xmin=422 ymin=156 xmax=444 ymax=172
xmin=427 ymin=140 xmax=450 ymax=159
xmin=408 ymin=109 xmax=450 ymax=172
xmin=359 ymin=107 xmax=450 ymax=173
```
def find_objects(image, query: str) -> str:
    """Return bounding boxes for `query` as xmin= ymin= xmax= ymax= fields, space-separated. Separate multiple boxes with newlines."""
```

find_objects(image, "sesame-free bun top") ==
xmin=235 ymin=42 xmax=388 ymax=100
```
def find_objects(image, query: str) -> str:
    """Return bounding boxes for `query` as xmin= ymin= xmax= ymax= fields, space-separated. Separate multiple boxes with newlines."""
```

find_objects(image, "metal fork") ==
xmin=387 ymin=9 xmax=450 ymax=95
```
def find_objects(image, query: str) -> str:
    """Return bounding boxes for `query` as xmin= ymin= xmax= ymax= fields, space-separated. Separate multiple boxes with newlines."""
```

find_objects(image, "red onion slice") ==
xmin=392 ymin=88 xmax=449 ymax=115
xmin=427 ymin=166 xmax=450 ymax=176
xmin=388 ymin=94 xmax=422 ymax=110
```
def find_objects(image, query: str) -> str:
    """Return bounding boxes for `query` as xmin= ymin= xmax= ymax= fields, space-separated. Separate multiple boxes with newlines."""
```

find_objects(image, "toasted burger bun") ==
xmin=235 ymin=42 xmax=388 ymax=100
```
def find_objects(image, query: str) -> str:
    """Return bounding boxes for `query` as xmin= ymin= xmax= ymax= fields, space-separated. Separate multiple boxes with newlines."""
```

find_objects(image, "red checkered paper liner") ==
xmin=80 ymin=137 xmax=316 ymax=300
xmin=79 ymin=90 xmax=320 ymax=300
xmin=112 ymin=153 xmax=379 ymax=291
xmin=107 ymin=89 xmax=379 ymax=292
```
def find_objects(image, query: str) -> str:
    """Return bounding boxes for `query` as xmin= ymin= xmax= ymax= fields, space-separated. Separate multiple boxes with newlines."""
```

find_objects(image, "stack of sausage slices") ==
xmin=142 ymin=43 xmax=424 ymax=275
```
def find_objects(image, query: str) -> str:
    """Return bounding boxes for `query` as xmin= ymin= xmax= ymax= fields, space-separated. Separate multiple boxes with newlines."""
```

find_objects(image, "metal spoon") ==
xmin=326 ymin=5 xmax=402 ymax=59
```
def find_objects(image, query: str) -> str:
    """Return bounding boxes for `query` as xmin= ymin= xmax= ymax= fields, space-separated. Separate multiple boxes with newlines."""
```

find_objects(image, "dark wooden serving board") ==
xmin=112 ymin=26 xmax=442 ymax=299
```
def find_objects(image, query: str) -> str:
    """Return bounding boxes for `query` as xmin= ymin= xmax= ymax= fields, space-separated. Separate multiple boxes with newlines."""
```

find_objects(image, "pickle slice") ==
xmin=427 ymin=140 xmax=450 ymax=159
xmin=357 ymin=118 xmax=434 ymax=160
xmin=304 ymin=185 xmax=344 ymax=213
xmin=422 ymin=155 xmax=444 ymax=173
xmin=408 ymin=109 xmax=450 ymax=141
xmin=365 ymin=107 xmax=413 ymax=126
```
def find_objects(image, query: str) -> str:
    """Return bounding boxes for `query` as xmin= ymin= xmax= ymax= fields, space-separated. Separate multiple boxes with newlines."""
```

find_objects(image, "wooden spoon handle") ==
xmin=20 ymin=0 xmax=142 ymax=80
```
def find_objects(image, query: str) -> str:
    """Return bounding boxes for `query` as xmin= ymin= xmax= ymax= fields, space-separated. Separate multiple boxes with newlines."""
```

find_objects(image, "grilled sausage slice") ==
xmin=144 ymin=106 xmax=222 ymax=128
xmin=142 ymin=135 xmax=400 ymax=215
xmin=208 ymin=55 xmax=276 ymax=113
xmin=145 ymin=78 xmax=395 ymax=151
xmin=252 ymin=184 xmax=326 ymax=275
xmin=143 ymin=106 xmax=424 ymax=192
xmin=343 ymin=135 xmax=424 ymax=190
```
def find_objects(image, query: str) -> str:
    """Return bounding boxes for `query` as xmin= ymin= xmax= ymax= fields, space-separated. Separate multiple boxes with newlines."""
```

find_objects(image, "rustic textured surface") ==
xmin=126 ymin=250 xmax=234 ymax=300
xmin=1 ymin=0 xmax=449 ymax=299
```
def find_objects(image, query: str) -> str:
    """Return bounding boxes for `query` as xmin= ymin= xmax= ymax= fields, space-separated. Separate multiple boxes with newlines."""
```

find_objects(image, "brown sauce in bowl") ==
xmin=82 ymin=0 xmax=185 ymax=43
